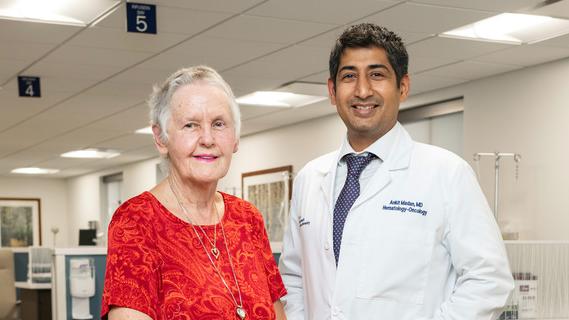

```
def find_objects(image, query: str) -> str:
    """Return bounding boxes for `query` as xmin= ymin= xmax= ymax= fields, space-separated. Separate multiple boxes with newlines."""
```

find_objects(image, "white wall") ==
xmin=66 ymin=158 xmax=160 ymax=246
xmin=219 ymin=114 xmax=346 ymax=194
xmin=0 ymin=177 xmax=68 ymax=246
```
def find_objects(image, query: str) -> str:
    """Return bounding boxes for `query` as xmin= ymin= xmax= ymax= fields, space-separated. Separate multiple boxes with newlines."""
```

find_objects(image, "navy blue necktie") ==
xmin=333 ymin=153 xmax=375 ymax=265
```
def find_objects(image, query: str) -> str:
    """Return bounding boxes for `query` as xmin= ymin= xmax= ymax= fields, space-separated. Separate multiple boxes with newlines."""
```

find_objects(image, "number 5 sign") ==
xmin=127 ymin=2 xmax=157 ymax=34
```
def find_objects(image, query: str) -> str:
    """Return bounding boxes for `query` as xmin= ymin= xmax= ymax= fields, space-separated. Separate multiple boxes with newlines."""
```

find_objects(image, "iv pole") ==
xmin=473 ymin=152 xmax=521 ymax=221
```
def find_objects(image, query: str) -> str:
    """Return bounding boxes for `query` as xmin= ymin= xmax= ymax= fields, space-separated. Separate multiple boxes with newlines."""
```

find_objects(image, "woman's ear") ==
xmin=152 ymin=125 xmax=168 ymax=156
xmin=233 ymin=139 xmax=239 ymax=153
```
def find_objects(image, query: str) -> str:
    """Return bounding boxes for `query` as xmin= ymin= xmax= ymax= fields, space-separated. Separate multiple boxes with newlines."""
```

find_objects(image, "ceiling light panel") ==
xmin=0 ymin=0 xmax=120 ymax=26
xmin=440 ymin=13 xmax=569 ymax=45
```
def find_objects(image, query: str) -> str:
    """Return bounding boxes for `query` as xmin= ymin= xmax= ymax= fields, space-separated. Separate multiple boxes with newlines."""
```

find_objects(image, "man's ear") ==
xmin=152 ymin=125 xmax=168 ymax=156
xmin=327 ymin=78 xmax=337 ymax=106
xmin=399 ymin=74 xmax=410 ymax=102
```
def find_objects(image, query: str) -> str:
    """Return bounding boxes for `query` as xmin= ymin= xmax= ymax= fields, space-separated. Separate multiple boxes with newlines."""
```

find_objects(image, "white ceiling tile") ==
xmin=0 ymin=19 xmax=81 ymax=44
xmin=26 ymin=61 xmax=121 ymax=81
xmin=409 ymin=0 xmax=543 ymax=12
xmin=249 ymin=0 xmax=398 ymax=24
xmin=40 ymin=76 xmax=100 ymax=94
xmin=148 ymin=0 xmax=266 ymax=14
xmin=0 ymin=41 xmax=56 ymax=60
xmin=82 ymin=105 xmax=150 ymax=133
xmin=41 ymin=45 xmax=152 ymax=68
xmin=300 ymin=70 xmax=329 ymax=83
xmin=139 ymin=35 xmax=284 ymax=71
xmin=408 ymin=37 xmax=512 ymax=61
xmin=474 ymin=45 xmax=569 ymax=66
xmin=223 ymin=45 xmax=329 ymax=82
xmin=67 ymin=26 xmax=187 ymax=53
xmin=220 ymin=73 xmax=289 ymax=97
xmin=423 ymin=61 xmax=522 ymax=80
xmin=203 ymin=15 xmax=336 ymax=45
xmin=92 ymin=134 xmax=153 ymax=151
xmin=531 ymin=0 xmax=569 ymax=18
xmin=240 ymin=105 xmax=285 ymax=121
xmin=360 ymin=3 xmax=493 ymax=34
xmin=301 ymin=27 xmax=432 ymax=49
xmin=155 ymin=6 xmax=232 ymax=35
xmin=107 ymin=66 xmax=173 ymax=85
xmin=0 ymin=59 xmax=29 ymax=83
xmin=38 ymin=128 xmax=126 ymax=151
xmin=538 ymin=33 xmax=569 ymax=49
xmin=409 ymin=56 xmax=454 ymax=74
xmin=241 ymin=100 xmax=335 ymax=136
xmin=408 ymin=73 xmax=467 ymax=95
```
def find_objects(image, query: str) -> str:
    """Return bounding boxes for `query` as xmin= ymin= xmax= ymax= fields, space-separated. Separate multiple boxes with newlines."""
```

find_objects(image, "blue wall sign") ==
xmin=18 ymin=76 xmax=41 ymax=97
xmin=126 ymin=2 xmax=157 ymax=34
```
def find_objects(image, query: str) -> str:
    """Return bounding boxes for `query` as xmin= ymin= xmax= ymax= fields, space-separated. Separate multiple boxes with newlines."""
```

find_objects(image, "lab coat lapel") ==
xmin=353 ymin=124 xmax=414 ymax=209
xmin=319 ymin=153 xmax=338 ymax=214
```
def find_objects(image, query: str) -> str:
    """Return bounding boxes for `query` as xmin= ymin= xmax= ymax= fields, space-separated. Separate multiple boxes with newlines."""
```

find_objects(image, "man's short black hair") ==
xmin=329 ymin=23 xmax=408 ymax=88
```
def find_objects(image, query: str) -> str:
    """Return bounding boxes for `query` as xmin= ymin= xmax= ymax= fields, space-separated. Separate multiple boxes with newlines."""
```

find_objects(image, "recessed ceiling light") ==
xmin=135 ymin=126 xmax=153 ymax=135
xmin=61 ymin=148 xmax=120 ymax=159
xmin=0 ymin=0 xmax=120 ymax=26
xmin=236 ymin=82 xmax=327 ymax=108
xmin=12 ymin=167 xmax=59 ymax=174
xmin=440 ymin=13 xmax=569 ymax=45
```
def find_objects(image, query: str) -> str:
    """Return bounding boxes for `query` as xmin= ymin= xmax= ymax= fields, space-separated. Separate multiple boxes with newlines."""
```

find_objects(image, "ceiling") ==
xmin=1 ymin=0 xmax=569 ymax=178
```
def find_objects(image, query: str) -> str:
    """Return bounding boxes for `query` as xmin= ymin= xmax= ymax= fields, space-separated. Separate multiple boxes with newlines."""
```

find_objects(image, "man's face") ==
xmin=328 ymin=46 xmax=409 ymax=151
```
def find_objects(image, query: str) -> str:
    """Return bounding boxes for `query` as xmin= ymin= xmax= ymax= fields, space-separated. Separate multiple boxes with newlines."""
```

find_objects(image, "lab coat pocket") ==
xmin=356 ymin=224 xmax=434 ymax=305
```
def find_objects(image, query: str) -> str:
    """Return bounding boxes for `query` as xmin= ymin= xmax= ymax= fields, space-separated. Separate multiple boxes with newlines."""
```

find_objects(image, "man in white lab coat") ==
xmin=278 ymin=23 xmax=514 ymax=320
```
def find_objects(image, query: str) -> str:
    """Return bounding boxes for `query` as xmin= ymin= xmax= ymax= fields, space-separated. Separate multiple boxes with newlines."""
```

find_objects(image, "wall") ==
xmin=66 ymin=158 xmax=160 ymax=246
xmin=462 ymin=57 xmax=569 ymax=240
xmin=219 ymin=114 xmax=346 ymax=194
xmin=0 ymin=177 xmax=68 ymax=246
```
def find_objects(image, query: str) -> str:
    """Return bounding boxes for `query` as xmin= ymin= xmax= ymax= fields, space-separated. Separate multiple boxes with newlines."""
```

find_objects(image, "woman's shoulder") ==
xmin=222 ymin=192 xmax=263 ymax=221
xmin=111 ymin=192 xmax=161 ymax=225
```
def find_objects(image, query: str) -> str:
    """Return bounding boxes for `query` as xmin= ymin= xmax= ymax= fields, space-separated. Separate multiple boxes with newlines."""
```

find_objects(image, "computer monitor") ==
xmin=78 ymin=229 xmax=96 ymax=246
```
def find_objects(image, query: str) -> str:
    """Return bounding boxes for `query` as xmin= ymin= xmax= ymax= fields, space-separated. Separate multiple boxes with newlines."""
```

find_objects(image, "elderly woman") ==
xmin=101 ymin=66 xmax=287 ymax=320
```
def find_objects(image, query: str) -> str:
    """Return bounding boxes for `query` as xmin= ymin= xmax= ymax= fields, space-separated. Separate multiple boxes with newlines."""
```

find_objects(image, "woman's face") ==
xmin=155 ymin=83 xmax=238 ymax=185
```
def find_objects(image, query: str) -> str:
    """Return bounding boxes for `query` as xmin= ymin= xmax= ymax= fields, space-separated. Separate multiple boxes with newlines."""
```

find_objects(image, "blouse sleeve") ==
xmin=101 ymin=197 xmax=161 ymax=319
xmin=249 ymin=204 xmax=287 ymax=302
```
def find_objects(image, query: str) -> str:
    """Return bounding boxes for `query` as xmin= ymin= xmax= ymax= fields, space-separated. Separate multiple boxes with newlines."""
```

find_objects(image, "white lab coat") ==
xmin=279 ymin=123 xmax=514 ymax=320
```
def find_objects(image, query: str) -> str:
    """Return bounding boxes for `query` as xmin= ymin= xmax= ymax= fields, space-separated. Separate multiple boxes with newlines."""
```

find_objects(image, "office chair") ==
xmin=0 ymin=249 xmax=19 ymax=320
xmin=27 ymin=247 xmax=53 ymax=284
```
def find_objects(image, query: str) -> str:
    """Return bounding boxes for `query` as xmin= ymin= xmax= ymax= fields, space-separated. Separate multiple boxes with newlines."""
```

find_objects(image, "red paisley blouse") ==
xmin=101 ymin=191 xmax=286 ymax=319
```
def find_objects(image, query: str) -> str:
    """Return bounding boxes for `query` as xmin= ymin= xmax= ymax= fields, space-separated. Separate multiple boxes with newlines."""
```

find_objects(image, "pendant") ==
xmin=236 ymin=307 xmax=246 ymax=319
xmin=211 ymin=247 xmax=220 ymax=259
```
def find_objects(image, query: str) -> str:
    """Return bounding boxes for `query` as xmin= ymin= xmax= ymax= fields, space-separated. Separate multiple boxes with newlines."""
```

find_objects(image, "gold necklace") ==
xmin=168 ymin=178 xmax=247 ymax=319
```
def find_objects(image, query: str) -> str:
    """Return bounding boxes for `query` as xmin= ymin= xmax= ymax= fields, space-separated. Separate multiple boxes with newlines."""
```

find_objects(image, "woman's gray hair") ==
xmin=148 ymin=65 xmax=241 ymax=143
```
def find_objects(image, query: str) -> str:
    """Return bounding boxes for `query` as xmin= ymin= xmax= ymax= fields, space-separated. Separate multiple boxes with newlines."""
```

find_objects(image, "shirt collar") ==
xmin=337 ymin=122 xmax=400 ymax=164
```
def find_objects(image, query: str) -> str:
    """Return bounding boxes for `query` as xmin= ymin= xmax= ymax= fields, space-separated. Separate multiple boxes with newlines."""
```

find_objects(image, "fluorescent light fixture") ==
xmin=440 ymin=13 xmax=569 ymax=45
xmin=11 ymin=167 xmax=59 ymax=174
xmin=61 ymin=148 xmax=120 ymax=159
xmin=0 ymin=0 xmax=120 ymax=26
xmin=135 ymin=126 xmax=153 ymax=135
xmin=236 ymin=82 xmax=327 ymax=108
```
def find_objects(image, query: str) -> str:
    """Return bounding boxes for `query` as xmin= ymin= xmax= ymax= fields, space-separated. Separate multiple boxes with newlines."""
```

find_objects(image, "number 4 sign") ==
xmin=18 ymin=76 xmax=41 ymax=98
xmin=126 ymin=2 xmax=156 ymax=34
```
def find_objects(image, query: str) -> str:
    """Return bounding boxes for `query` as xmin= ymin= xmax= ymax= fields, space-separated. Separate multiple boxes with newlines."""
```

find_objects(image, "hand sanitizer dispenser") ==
xmin=70 ymin=258 xmax=95 ymax=319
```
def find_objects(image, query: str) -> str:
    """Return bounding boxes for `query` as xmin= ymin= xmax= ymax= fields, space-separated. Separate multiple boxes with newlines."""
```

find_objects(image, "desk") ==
xmin=15 ymin=282 xmax=52 ymax=320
